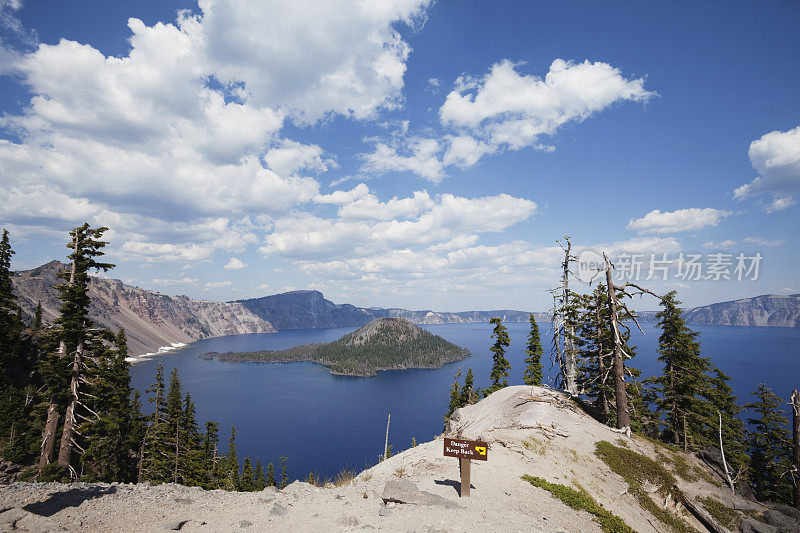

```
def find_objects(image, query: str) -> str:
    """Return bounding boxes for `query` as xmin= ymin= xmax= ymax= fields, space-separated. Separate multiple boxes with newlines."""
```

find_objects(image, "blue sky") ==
xmin=0 ymin=0 xmax=798 ymax=311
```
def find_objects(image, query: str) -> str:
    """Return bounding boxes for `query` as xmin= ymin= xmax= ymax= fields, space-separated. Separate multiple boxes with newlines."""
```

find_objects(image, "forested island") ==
xmin=202 ymin=317 xmax=470 ymax=376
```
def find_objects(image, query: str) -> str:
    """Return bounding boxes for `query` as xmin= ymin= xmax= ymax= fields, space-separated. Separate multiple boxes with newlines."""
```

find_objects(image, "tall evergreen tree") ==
xmin=254 ymin=459 xmax=266 ymax=491
xmin=444 ymin=369 xmax=461 ymax=427
xmin=459 ymin=368 xmax=478 ymax=406
xmin=648 ymin=291 xmax=712 ymax=449
xmin=202 ymin=421 xmax=223 ymax=488
xmin=80 ymin=329 xmax=143 ymax=482
xmin=266 ymin=462 xmax=276 ymax=487
xmin=241 ymin=457 xmax=254 ymax=491
xmin=0 ymin=229 xmax=22 ymax=443
xmin=703 ymin=369 xmax=747 ymax=472
xmin=32 ymin=302 xmax=43 ymax=332
xmin=484 ymin=318 xmax=510 ymax=396
xmin=38 ymin=224 xmax=114 ymax=473
xmin=746 ymin=384 xmax=792 ymax=503
xmin=181 ymin=392 xmax=204 ymax=486
xmin=165 ymin=368 xmax=185 ymax=484
xmin=0 ymin=229 xmax=20 ymax=379
xmin=140 ymin=364 xmax=171 ymax=483
xmin=522 ymin=314 xmax=543 ymax=386
xmin=575 ymin=287 xmax=614 ymax=421
xmin=279 ymin=455 xmax=289 ymax=489
xmin=226 ymin=426 xmax=240 ymax=490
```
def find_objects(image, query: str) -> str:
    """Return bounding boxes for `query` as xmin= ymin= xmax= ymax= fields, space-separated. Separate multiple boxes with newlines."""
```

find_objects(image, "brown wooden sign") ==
xmin=443 ymin=437 xmax=488 ymax=461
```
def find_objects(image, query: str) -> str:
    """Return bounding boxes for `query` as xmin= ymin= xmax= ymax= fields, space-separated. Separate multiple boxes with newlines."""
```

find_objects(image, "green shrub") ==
xmin=594 ymin=441 xmax=693 ymax=533
xmin=698 ymin=496 xmax=741 ymax=530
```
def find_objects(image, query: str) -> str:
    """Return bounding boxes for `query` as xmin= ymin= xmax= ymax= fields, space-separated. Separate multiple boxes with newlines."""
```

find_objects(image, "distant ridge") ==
xmin=232 ymin=290 xmax=541 ymax=330
xmin=681 ymin=293 xmax=800 ymax=327
xmin=12 ymin=260 xmax=798 ymax=357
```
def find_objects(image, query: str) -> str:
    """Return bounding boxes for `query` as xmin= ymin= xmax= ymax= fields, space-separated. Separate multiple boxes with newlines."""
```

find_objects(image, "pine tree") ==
xmin=266 ymin=462 xmax=276 ymax=487
xmin=226 ymin=426 xmax=240 ymax=490
xmin=165 ymin=368 xmax=186 ymax=484
xmin=459 ymin=368 xmax=478 ymax=406
xmin=522 ymin=314 xmax=543 ymax=386
xmin=140 ymin=364 xmax=171 ymax=483
xmin=254 ymin=459 xmax=266 ymax=491
xmin=746 ymin=384 xmax=792 ymax=503
xmin=32 ymin=302 xmax=43 ymax=332
xmin=202 ymin=421 xmax=222 ymax=488
xmin=80 ymin=329 xmax=143 ymax=482
xmin=484 ymin=318 xmax=510 ymax=396
xmin=704 ymin=369 xmax=747 ymax=472
xmin=0 ymin=229 xmax=23 ymax=443
xmin=444 ymin=369 xmax=461 ymax=427
xmin=575 ymin=287 xmax=614 ymax=421
xmin=0 ymin=229 xmax=22 ymax=395
xmin=279 ymin=455 xmax=289 ymax=489
xmin=182 ymin=392 xmax=204 ymax=486
xmin=648 ymin=291 xmax=713 ymax=449
xmin=241 ymin=457 xmax=254 ymax=491
xmin=38 ymin=224 xmax=114 ymax=473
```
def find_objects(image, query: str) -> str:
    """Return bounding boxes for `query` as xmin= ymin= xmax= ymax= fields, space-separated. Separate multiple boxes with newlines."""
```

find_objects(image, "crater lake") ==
xmin=128 ymin=321 xmax=800 ymax=482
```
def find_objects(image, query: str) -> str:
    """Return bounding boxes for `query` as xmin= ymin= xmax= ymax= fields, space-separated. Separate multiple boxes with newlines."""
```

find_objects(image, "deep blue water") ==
xmin=128 ymin=322 xmax=800 ymax=482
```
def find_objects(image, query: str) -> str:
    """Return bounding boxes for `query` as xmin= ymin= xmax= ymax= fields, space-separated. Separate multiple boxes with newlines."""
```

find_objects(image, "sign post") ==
xmin=443 ymin=437 xmax=488 ymax=497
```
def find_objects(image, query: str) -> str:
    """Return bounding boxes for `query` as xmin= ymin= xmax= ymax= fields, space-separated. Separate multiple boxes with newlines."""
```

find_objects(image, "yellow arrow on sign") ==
xmin=475 ymin=446 xmax=486 ymax=455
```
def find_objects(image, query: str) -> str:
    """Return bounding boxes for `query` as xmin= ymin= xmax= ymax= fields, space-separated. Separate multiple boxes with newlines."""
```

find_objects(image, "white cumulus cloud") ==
xmin=224 ymin=257 xmax=246 ymax=270
xmin=361 ymin=58 xmax=654 ymax=181
xmin=734 ymin=125 xmax=800 ymax=212
xmin=627 ymin=208 xmax=731 ymax=234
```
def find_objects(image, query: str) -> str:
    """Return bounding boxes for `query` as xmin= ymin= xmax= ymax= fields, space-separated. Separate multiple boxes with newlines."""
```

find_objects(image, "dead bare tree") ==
xmin=57 ymin=340 xmax=84 ymax=467
xmin=602 ymin=252 xmax=663 ymax=431
xmin=39 ymin=233 xmax=78 ymax=469
xmin=718 ymin=411 xmax=735 ymax=494
xmin=550 ymin=237 xmax=578 ymax=395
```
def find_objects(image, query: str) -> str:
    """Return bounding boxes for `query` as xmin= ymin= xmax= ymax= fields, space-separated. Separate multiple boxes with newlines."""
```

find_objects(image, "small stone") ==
xmin=378 ymin=505 xmax=392 ymax=517
xmin=163 ymin=520 xmax=189 ymax=531
xmin=239 ymin=519 xmax=253 ymax=528
xmin=387 ymin=502 xmax=396 ymax=509
xmin=337 ymin=515 xmax=360 ymax=527
xmin=269 ymin=503 xmax=288 ymax=517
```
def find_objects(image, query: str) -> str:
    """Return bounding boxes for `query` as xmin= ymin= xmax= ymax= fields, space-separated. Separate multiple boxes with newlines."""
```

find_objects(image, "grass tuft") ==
xmin=333 ymin=467 xmax=356 ymax=487
xmin=522 ymin=475 xmax=635 ymax=533
xmin=523 ymin=436 xmax=546 ymax=455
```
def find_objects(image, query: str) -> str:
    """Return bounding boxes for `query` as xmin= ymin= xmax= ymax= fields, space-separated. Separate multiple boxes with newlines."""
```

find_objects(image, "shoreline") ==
xmin=125 ymin=342 xmax=187 ymax=363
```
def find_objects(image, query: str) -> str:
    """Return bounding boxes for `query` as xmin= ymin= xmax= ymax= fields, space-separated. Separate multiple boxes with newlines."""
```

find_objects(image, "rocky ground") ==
xmin=2 ymin=386 xmax=799 ymax=532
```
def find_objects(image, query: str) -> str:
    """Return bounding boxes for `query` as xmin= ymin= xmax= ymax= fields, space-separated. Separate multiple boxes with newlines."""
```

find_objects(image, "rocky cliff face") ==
xmin=12 ymin=261 xmax=275 ymax=356
xmin=681 ymin=293 xmax=800 ymax=327
xmin=234 ymin=290 xmax=382 ymax=329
